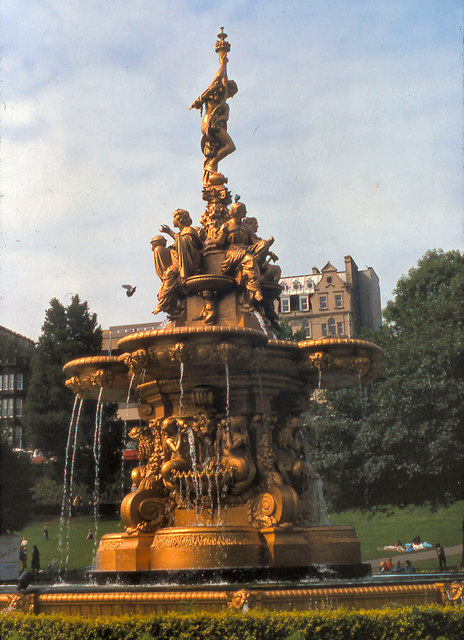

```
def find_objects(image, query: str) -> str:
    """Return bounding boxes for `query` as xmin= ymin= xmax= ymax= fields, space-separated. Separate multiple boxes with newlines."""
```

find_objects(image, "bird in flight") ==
xmin=122 ymin=284 xmax=137 ymax=297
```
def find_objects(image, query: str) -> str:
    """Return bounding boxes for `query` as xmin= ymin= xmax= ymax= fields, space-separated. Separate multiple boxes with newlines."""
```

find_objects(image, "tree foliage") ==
xmin=278 ymin=318 xmax=307 ymax=341
xmin=0 ymin=437 xmax=34 ymax=533
xmin=22 ymin=296 xmax=123 ymax=498
xmin=308 ymin=250 xmax=464 ymax=511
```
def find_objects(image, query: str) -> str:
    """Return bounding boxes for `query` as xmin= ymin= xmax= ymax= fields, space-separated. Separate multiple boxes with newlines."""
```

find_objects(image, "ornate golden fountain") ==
xmin=3 ymin=30 xmax=461 ymax=618
xmin=63 ymin=29 xmax=382 ymax=582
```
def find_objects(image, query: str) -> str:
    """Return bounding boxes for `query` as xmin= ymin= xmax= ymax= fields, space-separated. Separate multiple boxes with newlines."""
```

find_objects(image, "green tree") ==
xmin=23 ymin=296 xmax=123 ymax=499
xmin=308 ymin=249 xmax=464 ymax=512
xmin=0 ymin=437 xmax=34 ymax=532
xmin=278 ymin=318 xmax=308 ymax=341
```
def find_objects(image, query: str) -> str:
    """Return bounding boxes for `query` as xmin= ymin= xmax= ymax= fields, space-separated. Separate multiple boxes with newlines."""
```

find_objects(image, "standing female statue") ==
xmin=190 ymin=44 xmax=238 ymax=183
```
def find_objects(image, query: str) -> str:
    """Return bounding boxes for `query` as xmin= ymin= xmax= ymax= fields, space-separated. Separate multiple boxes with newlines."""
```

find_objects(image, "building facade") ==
xmin=102 ymin=322 xmax=163 ymax=353
xmin=0 ymin=327 xmax=35 ymax=448
xmin=278 ymin=255 xmax=381 ymax=340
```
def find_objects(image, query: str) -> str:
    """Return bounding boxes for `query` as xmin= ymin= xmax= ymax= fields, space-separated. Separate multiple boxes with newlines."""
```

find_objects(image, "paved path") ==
xmin=366 ymin=544 xmax=462 ymax=569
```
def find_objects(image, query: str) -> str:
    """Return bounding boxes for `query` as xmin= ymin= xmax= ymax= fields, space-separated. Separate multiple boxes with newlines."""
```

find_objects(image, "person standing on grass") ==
xmin=31 ymin=545 xmax=40 ymax=574
xmin=435 ymin=543 xmax=446 ymax=571
xmin=43 ymin=526 xmax=49 ymax=540
xmin=86 ymin=529 xmax=94 ymax=540
xmin=19 ymin=545 xmax=27 ymax=572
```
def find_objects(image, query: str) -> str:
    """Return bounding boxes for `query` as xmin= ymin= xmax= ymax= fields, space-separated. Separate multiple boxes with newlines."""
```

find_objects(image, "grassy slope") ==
xmin=13 ymin=501 xmax=463 ymax=575
xmin=328 ymin=500 xmax=463 ymax=561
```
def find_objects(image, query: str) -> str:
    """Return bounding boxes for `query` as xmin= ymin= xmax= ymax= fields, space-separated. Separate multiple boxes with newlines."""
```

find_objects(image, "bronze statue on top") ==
xmin=190 ymin=28 xmax=237 ymax=188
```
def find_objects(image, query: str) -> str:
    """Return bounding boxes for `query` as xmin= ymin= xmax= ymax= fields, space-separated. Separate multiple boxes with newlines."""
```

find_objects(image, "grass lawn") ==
xmin=12 ymin=501 xmax=463 ymax=577
xmin=16 ymin=515 xmax=124 ymax=578
xmin=328 ymin=500 xmax=464 ymax=561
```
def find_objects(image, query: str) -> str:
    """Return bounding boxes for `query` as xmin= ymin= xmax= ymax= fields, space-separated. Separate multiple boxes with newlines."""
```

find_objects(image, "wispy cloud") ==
xmin=1 ymin=0 xmax=462 ymax=339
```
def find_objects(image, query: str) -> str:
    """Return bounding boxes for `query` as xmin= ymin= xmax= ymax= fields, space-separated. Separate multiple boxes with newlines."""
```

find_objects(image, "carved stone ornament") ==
xmin=228 ymin=589 xmax=258 ymax=611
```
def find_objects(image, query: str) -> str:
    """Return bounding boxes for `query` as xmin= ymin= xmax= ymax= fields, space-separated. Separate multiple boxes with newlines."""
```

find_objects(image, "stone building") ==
xmin=0 ymin=326 xmax=35 ymax=448
xmin=278 ymin=255 xmax=381 ymax=340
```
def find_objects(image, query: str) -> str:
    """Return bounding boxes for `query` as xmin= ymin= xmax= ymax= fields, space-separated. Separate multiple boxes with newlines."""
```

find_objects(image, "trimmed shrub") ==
xmin=1 ymin=606 xmax=464 ymax=640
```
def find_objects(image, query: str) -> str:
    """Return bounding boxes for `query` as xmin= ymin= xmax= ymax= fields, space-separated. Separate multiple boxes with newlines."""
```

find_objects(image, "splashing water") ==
xmin=179 ymin=362 xmax=184 ymax=417
xmin=92 ymin=387 xmax=104 ymax=562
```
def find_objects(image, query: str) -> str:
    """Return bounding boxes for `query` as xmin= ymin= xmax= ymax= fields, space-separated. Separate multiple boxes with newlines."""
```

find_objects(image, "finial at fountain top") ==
xmin=215 ymin=27 xmax=231 ymax=54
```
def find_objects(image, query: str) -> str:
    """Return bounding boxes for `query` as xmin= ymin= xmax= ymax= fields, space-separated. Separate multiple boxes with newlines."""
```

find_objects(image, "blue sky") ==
xmin=1 ymin=1 xmax=462 ymax=340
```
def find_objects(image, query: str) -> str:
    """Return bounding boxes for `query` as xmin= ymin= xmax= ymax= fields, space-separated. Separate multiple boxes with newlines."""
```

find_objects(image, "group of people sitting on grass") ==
xmin=377 ymin=558 xmax=415 ymax=574
xmin=377 ymin=535 xmax=432 ymax=553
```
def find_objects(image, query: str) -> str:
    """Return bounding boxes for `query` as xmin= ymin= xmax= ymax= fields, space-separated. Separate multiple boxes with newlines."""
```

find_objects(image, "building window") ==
xmin=337 ymin=322 xmax=343 ymax=335
xmin=302 ymin=320 xmax=310 ymax=338
xmin=16 ymin=398 xmax=23 ymax=417
xmin=3 ymin=374 xmax=8 ymax=391
xmin=1 ymin=398 xmax=7 ymax=418
xmin=16 ymin=374 xmax=24 ymax=391
xmin=7 ymin=398 xmax=14 ymax=418
xmin=328 ymin=318 xmax=336 ymax=336
xmin=292 ymin=280 xmax=301 ymax=290
xmin=281 ymin=297 xmax=290 ymax=313
xmin=335 ymin=294 xmax=343 ymax=308
xmin=321 ymin=323 xmax=327 ymax=337
xmin=319 ymin=296 xmax=327 ymax=310
xmin=8 ymin=374 xmax=14 ymax=390
xmin=300 ymin=295 xmax=309 ymax=311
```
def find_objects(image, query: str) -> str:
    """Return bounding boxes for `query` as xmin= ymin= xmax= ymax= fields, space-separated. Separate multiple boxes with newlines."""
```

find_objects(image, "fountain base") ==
xmin=94 ymin=524 xmax=365 ymax=578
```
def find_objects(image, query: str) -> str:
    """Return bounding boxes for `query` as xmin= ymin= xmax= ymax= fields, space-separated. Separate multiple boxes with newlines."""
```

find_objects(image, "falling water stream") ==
xmin=57 ymin=395 xmax=80 ymax=567
xmin=255 ymin=366 xmax=265 ymax=413
xmin=92 ymin=387 xmax=104 ymax=561
xmin=252 ymin=309 xmax=268 ymax=335
xmin=58 ymin=395 xmax=84 ymax=572
xmin=224 ymin=362 xmax=230 ymax=431
xmin=120 ymin=374 xmax=136 ymax=502
xmin=297 ymin=428 xmax=329 ymax=525
xmin=179 ymin=362 xmax=184 ymax=417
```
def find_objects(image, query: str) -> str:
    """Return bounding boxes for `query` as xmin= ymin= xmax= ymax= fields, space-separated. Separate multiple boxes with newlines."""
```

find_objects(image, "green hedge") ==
xmin=1 ymin=606 xmax=464 ymax=640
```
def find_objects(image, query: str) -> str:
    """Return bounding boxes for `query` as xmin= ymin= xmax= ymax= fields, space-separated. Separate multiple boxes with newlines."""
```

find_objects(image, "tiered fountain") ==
xmin=63 ymin=28 xmax=381 ymax=583
xmin=3 ymin=30 xmax=456 ymax=616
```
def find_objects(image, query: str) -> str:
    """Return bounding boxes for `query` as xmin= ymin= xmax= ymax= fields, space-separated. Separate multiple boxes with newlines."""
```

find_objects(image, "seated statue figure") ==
xmin=214 ymin=201 xmax=263 ymax=309
xmin=152 ymin=210 xmax=203 ymax=318
xmin=160 ymin=209 xmax=203 ymax=281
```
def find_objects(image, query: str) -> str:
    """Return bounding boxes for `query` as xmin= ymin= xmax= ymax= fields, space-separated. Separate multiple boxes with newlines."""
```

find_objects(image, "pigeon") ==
xmin=122 ymin=284 xmax=137 ymax=297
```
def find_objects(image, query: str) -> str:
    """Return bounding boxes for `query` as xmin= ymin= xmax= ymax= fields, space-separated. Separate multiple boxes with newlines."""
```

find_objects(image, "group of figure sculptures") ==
xmin=124 ymin=410 xmax=321 ymax=534
xmin=150 ymin=29 xmax=281 ymax=330
xmin=151 ymin=201 xmax=281 ymax=327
